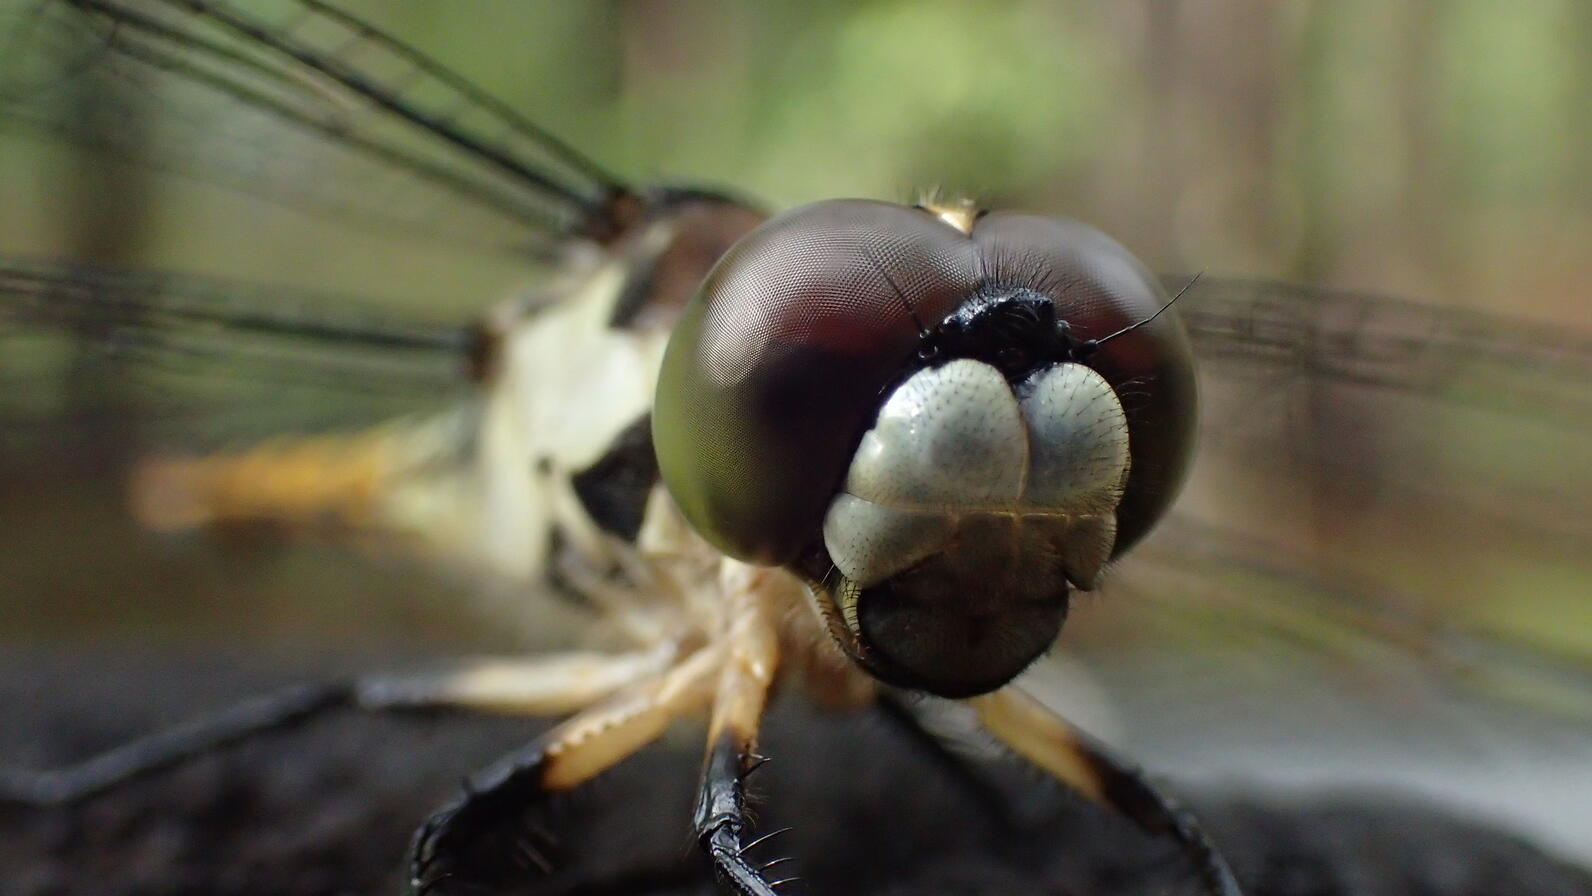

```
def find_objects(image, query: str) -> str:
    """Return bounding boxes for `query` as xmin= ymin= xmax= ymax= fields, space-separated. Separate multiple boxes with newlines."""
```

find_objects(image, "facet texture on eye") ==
xmin=653 ymin=199 xmax=979 ymax=565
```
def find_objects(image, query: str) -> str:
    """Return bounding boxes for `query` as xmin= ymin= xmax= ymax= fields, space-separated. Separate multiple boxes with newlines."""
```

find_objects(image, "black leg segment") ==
xmin=407 ymin=739 xmax=565 ymax=896
xmin=0 ymin=680 xmax=353 ymax=806
xmin=1072 ymin=730 xmax=1243 ymax=896
xmin=694 ymin=730 xmax=789 ymax=896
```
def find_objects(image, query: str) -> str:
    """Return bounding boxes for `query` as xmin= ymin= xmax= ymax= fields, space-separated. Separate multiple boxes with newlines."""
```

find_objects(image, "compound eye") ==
xmin=654 ymin=199 xmax=979 ymax=565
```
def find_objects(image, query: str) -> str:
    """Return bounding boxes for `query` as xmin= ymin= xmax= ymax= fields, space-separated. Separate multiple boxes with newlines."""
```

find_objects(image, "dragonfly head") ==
xmin=655 ymin=199 xmax=1199 ymax=697
xmin=810 ymin=352 xmax=1129 ymax=697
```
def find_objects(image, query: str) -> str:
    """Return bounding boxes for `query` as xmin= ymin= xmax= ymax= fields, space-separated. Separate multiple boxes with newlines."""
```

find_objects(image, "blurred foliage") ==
xmin=1 ymin=0 xmax=1589 ymax=323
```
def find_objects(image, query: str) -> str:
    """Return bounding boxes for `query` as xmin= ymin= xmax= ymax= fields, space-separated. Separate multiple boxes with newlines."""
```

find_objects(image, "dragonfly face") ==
xmin=655 ymin=199 xmax=1198 ymax=696
xmin=2 ymin=2 xmax=1591 ymax=894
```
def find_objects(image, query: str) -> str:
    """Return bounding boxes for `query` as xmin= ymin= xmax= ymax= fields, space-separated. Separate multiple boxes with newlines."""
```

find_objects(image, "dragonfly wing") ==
xmin=0 ymin=254 xmax=475 ymax=453
xmin=1 ymin=0 xmax=630 ymax=254
xmin=1172 ymin=274 xmax=1590 ymax=537
xmin=1046 ymin=276 xmax=1592 ymax=790
xmin=1018 ymin=276 xmax=1592 ymax=859
xmin=0 ymin=253 xmax=533 ymax=652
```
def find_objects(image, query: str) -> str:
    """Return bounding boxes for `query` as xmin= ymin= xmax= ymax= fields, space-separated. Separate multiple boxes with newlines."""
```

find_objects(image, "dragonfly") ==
xmin=1 ymin=2 xmax=1590 ymax=895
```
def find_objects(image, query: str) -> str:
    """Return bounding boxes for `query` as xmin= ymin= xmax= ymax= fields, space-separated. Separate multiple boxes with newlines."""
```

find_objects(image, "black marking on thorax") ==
xmin=569 ymin=414 xmax=659 ymax=542
xmin=608 ymin=250 xmax=665 ymax=330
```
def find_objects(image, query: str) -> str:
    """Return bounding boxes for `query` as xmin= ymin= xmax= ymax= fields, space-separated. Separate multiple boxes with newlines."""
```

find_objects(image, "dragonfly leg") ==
xmin=0 ymin=648 xmax=674 ymax=808
xmin=694 ymin=563 xmax=786 ymax=896
xmin=0 ymin=679 xmax=352 ymax=807
xmin=871 ymin=690 xmax=1026 ymax=831
xmin=408 ymin=646 xmax=721 ymax=896
xmin=969 ymin=686 xmax=1244 ymax=896
xmin=696 ymin=730 xmax=787 ymax=896
xmin=353 ymin=643 xmax=681 ymax=716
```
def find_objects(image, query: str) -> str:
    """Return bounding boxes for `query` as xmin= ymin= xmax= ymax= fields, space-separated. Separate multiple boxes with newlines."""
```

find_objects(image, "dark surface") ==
xmin=2 ymin=650 xmax=1589 ymax=896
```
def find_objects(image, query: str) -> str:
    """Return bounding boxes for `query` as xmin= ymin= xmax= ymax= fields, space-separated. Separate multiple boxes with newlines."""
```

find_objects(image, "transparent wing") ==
xmin=0 ymin=255 xmax=473 ymax=456
xmin=0 ymin=253 xmax=499 ymax=657
xmin=1052 ymin=276 xmax=1592 ymax=773
xmin=0 ymin=0 xmax=629 ymax=254
xmin=0 ymin=1 xmax=633 ymax=655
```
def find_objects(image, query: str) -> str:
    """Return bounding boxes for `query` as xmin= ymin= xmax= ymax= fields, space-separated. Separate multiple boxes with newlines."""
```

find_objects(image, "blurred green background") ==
xmin=3 ymin=0 xmax=1590 ymax=324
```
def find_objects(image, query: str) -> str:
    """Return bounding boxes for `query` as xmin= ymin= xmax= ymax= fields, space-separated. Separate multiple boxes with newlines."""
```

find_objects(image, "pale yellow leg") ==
xmin=705 ymin=562 xmax=782 ymax=750
xmin=407 ymin=646 xmax=724 ymax=892
xmin=694 ymin=561 xmax=788 ymax=896
xmin=355 ymin=645 xmax=682 ymax=717
xmin=0 ymin=646 xmax=694 ymax=808
xmin=971 ymin=686 xmax=1243 ymax=896
xmin=534 ymin=646 xmax=722 ymax=789
xmin=967 ymin=686 xmax=1114 ymax=802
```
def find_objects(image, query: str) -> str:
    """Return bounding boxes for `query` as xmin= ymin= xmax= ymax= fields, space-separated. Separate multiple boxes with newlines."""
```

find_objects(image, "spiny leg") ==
xmin=410 ymin=646 xmax=721 ymax=896
xmin=694 ymin=565 xmax=787 ymax=896
xmin=969 ymin=686 xmax=1243 ymax=896
xmin=0 ymin=648 xmax=675 ymax=808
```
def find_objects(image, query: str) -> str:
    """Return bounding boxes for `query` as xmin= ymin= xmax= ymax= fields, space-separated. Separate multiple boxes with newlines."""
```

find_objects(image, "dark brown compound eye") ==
xmin=653 ymin=199 xmax=1197 ymax=579
xmin=654 ymin=199 xmax=981 ymax=564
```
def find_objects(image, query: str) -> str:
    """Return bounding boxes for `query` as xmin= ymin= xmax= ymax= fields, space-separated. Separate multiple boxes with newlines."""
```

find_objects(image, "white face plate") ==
xmin=822 ymin=358 xmax=1130 ymax=591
